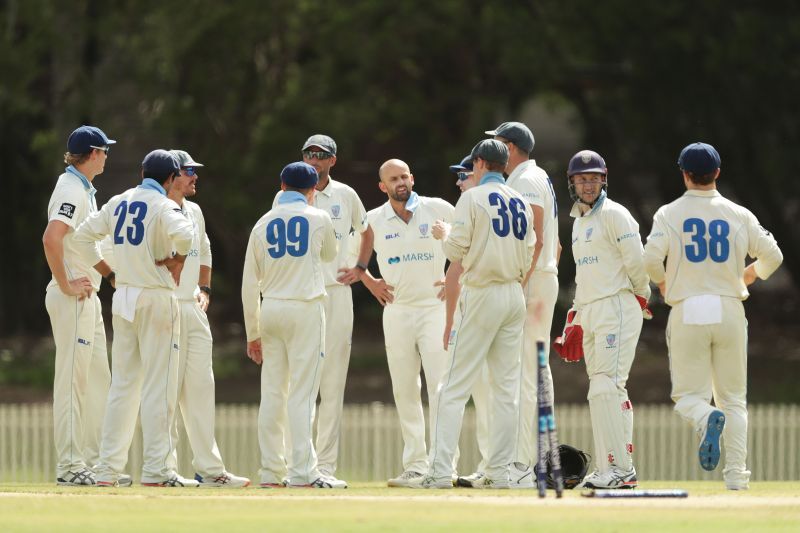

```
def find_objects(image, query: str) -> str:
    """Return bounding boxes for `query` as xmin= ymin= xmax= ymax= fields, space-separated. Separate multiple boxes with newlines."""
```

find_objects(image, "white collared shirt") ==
xmin=506 ymin=159 xmax=559 ymax=274
xmin=174 ymin=200 xmax=212 ymax=301
xmin=368 ymin=195 xmax=455 ymax=307
xmin=644 ymin=189 xmax=783 ymax=305
xmin=569 ymin=194 xmax=650 ymax=307
xmin=274 ymin=177 xmax=367 ymax=286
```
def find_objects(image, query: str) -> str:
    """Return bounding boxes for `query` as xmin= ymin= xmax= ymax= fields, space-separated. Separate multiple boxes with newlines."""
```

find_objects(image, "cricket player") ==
xmin=344 ymin=159 xmax=455 ymax=487
xmin=42 ymin=125 xmax=115 ymax=486
xmin=486 ymin=121 xmax=560 ymax=488
xmin=274 ymin=134 xmax=368 ymax=478
xmin=243 ymin=162 xmax=344 ymax=488
xmin=74 ymin=149 xmax=197 ymax=487
xmin=417 ymin=140 xmax=535 ymax=489
xmin=166 ymin=150 xmax=250 ymax=488
xmin=643 ymin=142 xmax=783 ymax=490
xmin=557 ymin=150 xmax=651 ymax=490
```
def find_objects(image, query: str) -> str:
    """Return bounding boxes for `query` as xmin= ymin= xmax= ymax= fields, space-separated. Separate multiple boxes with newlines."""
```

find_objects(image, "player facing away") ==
xmin=486 ymin=121 xmax=561 ymax=488
xmin=165 ymin=150 xmax=250 ymax=488
xmin=42 ymin=125 xmax=115 ymax=486
xmin=643 ymin=143 xmax=783 ymax=490
xmin=243 ymin=162 xmax=343 ymax=488
xmin=556 ymin=150 xmax=651 ymax=490
xmin=343 ymin=159 xmax=455 ymax=487
xmin=274 ymin=135 xmax=369 ymax=479
xmin=74 ymin=150 xmax=196 ymax=487
xmin=416 ymin=140 xmax=535 ymax=489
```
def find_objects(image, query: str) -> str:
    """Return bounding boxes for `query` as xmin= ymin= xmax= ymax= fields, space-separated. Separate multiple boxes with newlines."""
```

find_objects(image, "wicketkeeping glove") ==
xmin=553 ymin=308 xmax=584 ymax=362
xmin=636 ymin=295 xmax=653 ymax=320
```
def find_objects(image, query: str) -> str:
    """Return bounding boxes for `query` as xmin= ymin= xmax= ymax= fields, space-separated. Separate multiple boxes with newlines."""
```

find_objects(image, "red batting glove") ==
xmin=553 ymin=309 xmax=584 ymax=362
xmin=636 ymin=295 xmax=653 ymax=320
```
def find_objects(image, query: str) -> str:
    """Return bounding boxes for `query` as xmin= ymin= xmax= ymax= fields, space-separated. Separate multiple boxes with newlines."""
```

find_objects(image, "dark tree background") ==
xmin=2 ymin=0 xmax=798 ymax=402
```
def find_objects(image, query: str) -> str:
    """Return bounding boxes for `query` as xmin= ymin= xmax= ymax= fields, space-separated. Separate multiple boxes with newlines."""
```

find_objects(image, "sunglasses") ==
xmin=457 ymin=171 xmax=473 ymax=181
xmin=90 ymin=145 xmax=110 ymax=154
xmin=182 ymin=167 xmax=197 ymax=176
xmin=302 ymin=150 xmax=333 ymax=160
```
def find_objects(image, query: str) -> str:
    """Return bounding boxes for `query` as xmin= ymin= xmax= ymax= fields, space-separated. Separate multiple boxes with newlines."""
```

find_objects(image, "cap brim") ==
xmin=106 ymin=139 xmax=117 ymax=145
xmin=302 ymin=142 xmax=333 ymax=154
xmin=182 ymin=161 xmax=204 ymax=168
xmin=449 ymin=165 xmax=467 ymax=173
xmin=484 ymin=129 xmax=498 ymax=136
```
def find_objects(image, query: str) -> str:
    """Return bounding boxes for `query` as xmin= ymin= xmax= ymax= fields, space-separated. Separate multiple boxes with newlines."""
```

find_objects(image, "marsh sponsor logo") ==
xmin=387 ymin=252 xmax=434 ymax=264
xmin=334 ymin=230 xmax=344 ymax=240
xmin=576 ymin=255 xmax=599 ymax=266
xmin=649 ymin=231 xmax=665 ymax=239
xmin=617 ymin=232 xmax=638 ymax=242
xmin=187 ymin=249 xmax=199 ymax=257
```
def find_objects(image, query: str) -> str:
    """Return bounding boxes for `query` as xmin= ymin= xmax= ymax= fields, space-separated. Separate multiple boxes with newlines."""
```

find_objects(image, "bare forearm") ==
xmin=199 ymin=265 xmax=212 ymax=287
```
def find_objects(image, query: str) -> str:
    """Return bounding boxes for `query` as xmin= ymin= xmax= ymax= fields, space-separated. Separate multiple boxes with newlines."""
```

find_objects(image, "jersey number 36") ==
xmin=266 ymin=216 xmax=309 ymax=258
xmin=489 ymin=192 xmax=527 ymax=240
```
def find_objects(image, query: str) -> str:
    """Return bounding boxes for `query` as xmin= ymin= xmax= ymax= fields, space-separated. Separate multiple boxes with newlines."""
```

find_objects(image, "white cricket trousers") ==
xmin=95 ymin=289 xmax=181 ymax=483
xmin=428 ymin=282 xmax=525 ymax=483
xmin=171 ymin=299 xmax=226 ymax=478
xmin=258 ymin=297 xmax=325 ymax=485
xmin=515 ymin=271 xmax=558 ymax=466
xmin=580 ymin=292 xmax=642 ymax=473
xmin=45 ymin=289 xmax=110 ymax=478
xmin=383 ymin=302 xmax=449 ymax=473
xmin=315 ymin=284 xmax=353 ymax=475
xmin=667 ymin=296 xmax=750 ymax=486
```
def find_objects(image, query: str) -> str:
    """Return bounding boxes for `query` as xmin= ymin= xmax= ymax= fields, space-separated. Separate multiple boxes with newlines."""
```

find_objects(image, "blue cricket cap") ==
xmin=142 ymin=149 xmax=180 ymax=179
xmin=281 ymin=161 xmax=319 ymax=189
xmin=67 ymin=125 xmax=116 ymax=154
xmin=470 ymin=139 xmax=509 ymax=165
xmin=449 ymin=155 xmax=473 ymax=173
xmin=678 ymin=142 xmax=721 ymax=175
xmin=485 ymin=121 xmax=535 ymax=154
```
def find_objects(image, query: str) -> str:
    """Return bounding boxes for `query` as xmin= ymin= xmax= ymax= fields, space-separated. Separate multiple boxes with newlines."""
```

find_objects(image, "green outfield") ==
xmin=1 ymin=482 xmax=799 ymax=532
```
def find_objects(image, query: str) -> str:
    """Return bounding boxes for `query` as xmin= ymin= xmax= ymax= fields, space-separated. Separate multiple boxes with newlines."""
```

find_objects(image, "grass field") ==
xmin=2 ymin=481 xmax=799 ymax=532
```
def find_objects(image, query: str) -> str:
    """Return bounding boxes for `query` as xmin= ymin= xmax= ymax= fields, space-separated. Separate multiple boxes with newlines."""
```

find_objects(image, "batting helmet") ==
xmin=534 ymin=444 xmax=591 ymax=489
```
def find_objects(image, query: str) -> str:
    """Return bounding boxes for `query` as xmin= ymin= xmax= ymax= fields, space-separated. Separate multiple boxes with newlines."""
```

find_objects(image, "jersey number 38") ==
xmin=683 ymin=218 xmax=730 ymax=263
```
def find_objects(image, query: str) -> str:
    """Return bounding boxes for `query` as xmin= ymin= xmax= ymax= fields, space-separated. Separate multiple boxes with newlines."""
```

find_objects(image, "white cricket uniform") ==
xmin=427 ymin=173 xmax=535 ymax=483
xmin=505 ymin=160 xmax=560 ymax=467
xmin=74 ymin=179 xmax=194 ymax=484
xmin=44 ymin=166 xmax=111 ymax=479
xmin=569 ymin=191 xmax=650 ymax=473
xmin=368 ymin=193 xmax=455 ymax=473
xmin=643 ymin=189 xmax=782 ymax=487
xmin=243 ymin=192 xmax=338 ymax=485
xmin=274 ymin=178 xmax=367 ymax=475
xmin=168 ymin=199 xmax=229 ymax=478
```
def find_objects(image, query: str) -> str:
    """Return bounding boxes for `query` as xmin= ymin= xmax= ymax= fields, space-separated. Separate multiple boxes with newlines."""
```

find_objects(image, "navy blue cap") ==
xmin=449 ymin=155 xmax=474 ymax=173
xmin=678 ymin=142 xmax=721 ymax=175
xmin=470 ymin=139 xmax=509 ymax=165
xmin=281 ymin=161 xmax=319 ymax=189
xmin=67 ymin=125 xmax=116 ymax=154
xmin=302 ymin=134 xmax=337 ymax=155
xmin=142 ymin=149 xmax=180 ymax=179
xmin=567 ymin=150 xmax=607 ymax=177
xmin=485 ymin=121 xmax=535 ymax=154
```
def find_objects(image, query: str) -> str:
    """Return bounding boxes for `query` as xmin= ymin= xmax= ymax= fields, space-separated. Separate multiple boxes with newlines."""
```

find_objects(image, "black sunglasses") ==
xmin=302 ymin=150 xmax=333 ymax=160
xmin=90 ymin=145 xmax=110 ymax=154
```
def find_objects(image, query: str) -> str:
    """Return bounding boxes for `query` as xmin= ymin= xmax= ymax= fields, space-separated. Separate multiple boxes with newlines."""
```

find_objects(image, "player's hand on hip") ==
xmin=434 ymin=279 xmax=446 ymax=301
xmin=635 ymin=294 xmax=654 ymax=320
xmin=743 ymin=263 xmax=758 ymax=286
xmin=336 ymin=267 xmax=363 ymax=285
xmin=62 ymin=277 xmax=93 ymax=300
xmin=432 ymin=220 xmax=450 ymax=241
xmin=197 ymin=291 xmax=210 ymax=312
xmin=247 ymin=339 xmax=263 ymax=365
xmin=156 ymin=253 xmax=186 ymax=285
xmin=365 ymin=277 xmax=394 ymax=306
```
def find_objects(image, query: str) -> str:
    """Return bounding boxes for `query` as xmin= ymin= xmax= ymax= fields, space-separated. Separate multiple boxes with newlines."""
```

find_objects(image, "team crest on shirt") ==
xmin=419 ymin=223 xmax=429 ymax=236
xmin=606 ymin=334 xmax=617 ymax=348
xmin=585 ymin=227 xmax=594 ymax=242
xmin=58 ymin=202 xmax=76 ymax=219
xmin=330 ymin=205 xmax=341 ymax=219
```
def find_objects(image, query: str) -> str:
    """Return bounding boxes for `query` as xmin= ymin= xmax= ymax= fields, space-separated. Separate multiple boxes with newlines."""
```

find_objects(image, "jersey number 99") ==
xmin=683 ymin=218 xmax=730 ymax=263
xmin=489 ymin=192 xmax=527 ymax=240
xmin=266 ymin=216 xmax=309 ymax=258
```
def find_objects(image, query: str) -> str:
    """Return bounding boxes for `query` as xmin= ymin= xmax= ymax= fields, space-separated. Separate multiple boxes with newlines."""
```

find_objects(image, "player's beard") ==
xmin=389 ymin=186 xmax=411 ymax=203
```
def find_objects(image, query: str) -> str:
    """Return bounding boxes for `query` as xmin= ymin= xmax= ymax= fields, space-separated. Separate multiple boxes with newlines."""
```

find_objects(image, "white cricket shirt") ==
xmin=174 ymin=200 xmax=212 ymax=301
xmin=506 ymin=159 xmax=559 ymax=274
xmin=644 ymin=189 xmax=783 ymax=306
xmin=444 ymin=173 xmax=536 ymax=288
xmin=569 ymin=192 xmax=650 ymax=307
xmin=242 ymin=192 xmax=338 ymax=341
xmin=368 ymin=193 xmax=455 ymax=307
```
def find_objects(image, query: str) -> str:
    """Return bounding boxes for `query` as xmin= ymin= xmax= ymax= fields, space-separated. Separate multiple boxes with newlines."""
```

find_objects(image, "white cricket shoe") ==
xmin=196 ymin=472 xmax=251 ymax=488
xmin=578 ymin=467 xmax=637 ymax=489
xmin=141 ymin=474 xmax=200 ymax=487
xmin=483 ymin=476 xmax=510 ymax=489
xmin=290 ymin=475 xmax=348 ymax=489
xmin=95 ymin=472 xmax=132 ymax=487
xmin=387 ymin=471 xmax=424 ymax=488
xmin=456 ymin=471 xmax=486 ymax=488
xmin=57 ymin=468 xmax=95 ymax=486
xmin=408 ymin=475 xmax=453 ymax=489
xmin=509 ymin=462 xmax=535 ymax=489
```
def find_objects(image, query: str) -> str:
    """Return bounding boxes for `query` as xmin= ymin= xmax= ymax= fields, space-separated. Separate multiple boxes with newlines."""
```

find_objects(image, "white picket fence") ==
xmin=1 ymin=403 xmax=798 ymax=483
